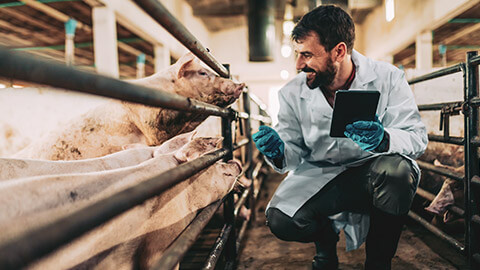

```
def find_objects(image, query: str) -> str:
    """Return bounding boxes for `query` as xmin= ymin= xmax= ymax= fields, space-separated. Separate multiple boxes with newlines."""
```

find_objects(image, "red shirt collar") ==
xmin=341 ymin=60 xmax=356 ymax=90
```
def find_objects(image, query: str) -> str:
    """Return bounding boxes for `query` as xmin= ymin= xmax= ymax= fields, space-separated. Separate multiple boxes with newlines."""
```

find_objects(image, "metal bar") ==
xmin=150 ymin=199 xmax=224 ymax=270
xmin=236 ymin=217 xmax=249 ymax=253
xmin=468 ymin=54 xmax=480 ymax=67
xmin=132 ymin=0 xmax=229 ymax=78
xmin=220 ymin=82 xmax=237 ymax=267
xmin=428 ymin=134 xmax=464 ymax=145
xmin=249 ymin=91 xmax=268 ymax=111
xmin=0 ymin=148 xmax=229 ymax=270
xmin=243 ymin=90 xmax=256 ymax=222
xmin=416 ymin=160 xmax=464 ymax=181
xmin=465 ymin=51 xmax=480 ymax=268
xmin=408 ymin=64 xmax=463 ymax=85
xmin=202 ymin=224 xmax=233 ymax=270
xmin=250 ymin=114 xmax=272 ymax=124
xmin=0 ymin=48 xmax=232 ymax=117
xmin=469 ymin=96 xmax=480 ymax=107
xmin=233 ymin=138 xmax=249 ymax=150
xmin=418 ymin=101 xmax=463 ymax=111
xmin=237 ymin=111 xmax=250 ymax=120
xmin=234 ymin=188 xmax=250 ymax=218
xmin=408 ymin=211 xmax=465 ymax=253
xmin=416 ymin=187 xmax=465 ymax=218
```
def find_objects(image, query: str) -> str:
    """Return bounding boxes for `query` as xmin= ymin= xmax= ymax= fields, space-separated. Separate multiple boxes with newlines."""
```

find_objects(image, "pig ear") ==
xmin=177 ymin=53 xmax=195 ymax=79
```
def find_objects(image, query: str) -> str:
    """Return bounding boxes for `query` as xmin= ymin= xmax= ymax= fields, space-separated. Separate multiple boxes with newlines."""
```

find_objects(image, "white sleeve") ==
xmin=265 ymin=90 xmax=309 ymax=173
xmin=383 ymin=71 xmax=428 ymax=159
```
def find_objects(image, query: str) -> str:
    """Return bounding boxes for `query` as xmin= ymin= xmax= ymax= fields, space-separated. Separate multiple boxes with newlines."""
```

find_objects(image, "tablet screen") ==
xmin=329 ymin=90 xmax=380 ymax=137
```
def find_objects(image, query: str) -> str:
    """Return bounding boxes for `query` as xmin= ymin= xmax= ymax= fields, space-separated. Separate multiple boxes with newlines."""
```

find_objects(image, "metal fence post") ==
xmin=465 ymin=51 xmax=479 ymax=269
xmin=221 ymin=64 xmax=237 ymax=269
xmin=242 ymin=88 xmax=255 ymax=222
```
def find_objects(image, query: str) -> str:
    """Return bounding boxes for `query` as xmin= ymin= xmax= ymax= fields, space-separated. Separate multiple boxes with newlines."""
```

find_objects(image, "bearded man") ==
xmin=252 ymin=5 xmax=428 ymax=270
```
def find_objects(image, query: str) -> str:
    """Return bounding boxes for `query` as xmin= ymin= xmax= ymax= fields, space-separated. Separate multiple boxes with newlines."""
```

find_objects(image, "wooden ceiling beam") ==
xmin=442 ymin=22 xmax=480 ymax=45
xmin=0 ymin=8 xmax=63 ymax=35
xmin=20 ymin=0 xmax=153 ymax=64
xmin=0 ymin=18 xmax=62 ymax=44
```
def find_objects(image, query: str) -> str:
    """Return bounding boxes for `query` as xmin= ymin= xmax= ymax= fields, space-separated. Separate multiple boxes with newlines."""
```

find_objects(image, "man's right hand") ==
xmin=252 ymin=126 xmax=285 ymax=160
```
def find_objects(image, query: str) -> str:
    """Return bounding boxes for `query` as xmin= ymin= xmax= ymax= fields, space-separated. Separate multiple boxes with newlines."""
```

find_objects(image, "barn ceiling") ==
xmin=0 ymin=0 xmax=478 ymax=81
xmin=393 ymin=1 xmax=480 ymax=69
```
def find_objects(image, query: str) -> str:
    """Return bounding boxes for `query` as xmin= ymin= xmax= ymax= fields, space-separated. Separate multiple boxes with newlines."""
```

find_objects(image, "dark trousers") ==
xmin=266 ymin=154 xmax=418 ymax=269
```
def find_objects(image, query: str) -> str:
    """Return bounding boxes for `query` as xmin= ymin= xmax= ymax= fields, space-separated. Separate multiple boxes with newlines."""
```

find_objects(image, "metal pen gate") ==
xmin=0 ymin=0 xmax=271 ymax=269
xmin=407 ymin=52 xmax=480 ymax=269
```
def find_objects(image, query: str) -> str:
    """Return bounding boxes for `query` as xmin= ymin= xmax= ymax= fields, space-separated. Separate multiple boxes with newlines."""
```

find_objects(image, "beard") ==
xmin=302 ymin=58 xmax=337 ymax=89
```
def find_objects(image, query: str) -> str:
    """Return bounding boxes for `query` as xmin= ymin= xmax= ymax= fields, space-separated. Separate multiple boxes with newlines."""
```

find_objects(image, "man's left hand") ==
xmin=344 ymin=116 xmax=384 ymax=152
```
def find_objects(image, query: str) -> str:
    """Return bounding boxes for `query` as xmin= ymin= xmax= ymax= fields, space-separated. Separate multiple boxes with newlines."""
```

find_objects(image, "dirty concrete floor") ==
xmin=237 ymin=171 xmax=463 ymax=270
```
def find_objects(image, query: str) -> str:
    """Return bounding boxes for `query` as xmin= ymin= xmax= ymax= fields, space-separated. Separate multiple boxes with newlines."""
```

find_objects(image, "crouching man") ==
xmin=252 ymin=5 xmax=427 ymax=270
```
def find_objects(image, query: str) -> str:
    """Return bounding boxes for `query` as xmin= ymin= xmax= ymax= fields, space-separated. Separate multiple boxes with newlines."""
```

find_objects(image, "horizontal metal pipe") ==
xmin=470 ymin=96 xmax=480 ymax=107
xmin=468 ymin=54 xmax=480 ymax=66
xmin=428 ymin=134 xmax=464 ymax=145
xmin=151 ymin=199 xmax=224 ymax=270
xmin=237 ymin=112 xmax=250 ymax=120
xmin=418 ymin=101 xmax=463 ymax=111
xmin=0 ymin=148 xmax=229 ymax=270
xmin=408 ymin=211 xmax=465 ymax=253
xmin=234 ymin=138 xmax=250 ymax=150
xmin=408 ymin=64 xmax=463 ymax=85
xmin=202 ymin=224 xmax=233 ymax=270
xmin=417 ymin=160 xmax=464 ymax=181
xmin=250 ymin=114 xmax=272 ymax=124
xmin=234 ymin=188 xmax=250 ymax=218
xmin=0 ymin=48 xmax=233 ymax=117
xmin=416 ymin=187 xmax=465 ymax=218
xmin=249 ymin=92 xmax=268 ymax=111
xmin=133 ymin=0 xmax=229 ymax=78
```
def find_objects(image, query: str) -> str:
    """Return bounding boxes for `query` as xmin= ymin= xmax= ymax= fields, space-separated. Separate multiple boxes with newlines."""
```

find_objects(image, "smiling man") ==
xmin=252 ymin=5 xmax=428 ymax=270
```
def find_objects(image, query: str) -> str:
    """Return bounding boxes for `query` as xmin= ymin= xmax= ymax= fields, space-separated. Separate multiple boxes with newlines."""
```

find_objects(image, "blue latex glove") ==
xmin=344 ymin=115 xmax=384 ymax=152
xmin=252 ymin=126 xmax=285 ymax=159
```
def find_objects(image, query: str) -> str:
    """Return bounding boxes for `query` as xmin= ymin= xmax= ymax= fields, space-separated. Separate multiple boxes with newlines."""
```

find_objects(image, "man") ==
xmin=252 ymin=5 xmax=428 ymax=270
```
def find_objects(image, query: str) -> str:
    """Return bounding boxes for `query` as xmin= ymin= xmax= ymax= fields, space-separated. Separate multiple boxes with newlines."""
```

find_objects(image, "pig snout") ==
xmin=221 ymin=82 xmax=244 ymax=99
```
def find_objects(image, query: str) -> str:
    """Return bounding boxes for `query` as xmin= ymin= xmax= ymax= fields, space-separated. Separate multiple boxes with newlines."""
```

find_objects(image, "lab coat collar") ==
xmin=300 ymin=50 xmax=377 ymax=100
xmin=350 ymin=49 xmax=377 ymax=88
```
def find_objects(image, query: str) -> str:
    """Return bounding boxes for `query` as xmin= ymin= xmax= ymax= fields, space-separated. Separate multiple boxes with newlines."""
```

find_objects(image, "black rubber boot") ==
xmin=312 ymin=225 xmax=339 ymax=270
xmin=364 ymin=208 xmax=405 ymax=270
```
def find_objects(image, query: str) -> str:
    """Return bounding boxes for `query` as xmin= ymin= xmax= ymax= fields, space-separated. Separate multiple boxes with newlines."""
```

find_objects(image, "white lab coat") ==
xmin=266 ymin=50 xmax=428 ymax=251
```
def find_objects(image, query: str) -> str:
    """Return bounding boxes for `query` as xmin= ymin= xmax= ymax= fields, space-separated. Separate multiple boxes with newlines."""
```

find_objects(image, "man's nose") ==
xmin=295 ymin=57 xmax=305 ymax=71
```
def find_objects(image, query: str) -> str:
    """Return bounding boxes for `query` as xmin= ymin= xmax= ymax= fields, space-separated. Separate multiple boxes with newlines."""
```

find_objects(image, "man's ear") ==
xmin=332 ymin=42 xmax=347 ymax=62
xmin=177 ymin=53 xmax=195 ymax=79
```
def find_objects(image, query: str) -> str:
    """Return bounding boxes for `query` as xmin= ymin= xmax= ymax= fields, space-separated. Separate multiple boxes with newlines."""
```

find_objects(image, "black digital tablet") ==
xmin=329 ymin=90 xmax=380 ymax=137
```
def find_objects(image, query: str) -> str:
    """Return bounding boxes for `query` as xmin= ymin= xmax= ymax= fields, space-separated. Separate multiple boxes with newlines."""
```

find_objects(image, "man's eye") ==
xmin=199 ymin=71 xmax=208 ymax=76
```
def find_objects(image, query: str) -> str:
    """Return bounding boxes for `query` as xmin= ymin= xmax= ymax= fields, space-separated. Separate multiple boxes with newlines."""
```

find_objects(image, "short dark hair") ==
xmin=292 ymin=5 xmax=355 ymax=53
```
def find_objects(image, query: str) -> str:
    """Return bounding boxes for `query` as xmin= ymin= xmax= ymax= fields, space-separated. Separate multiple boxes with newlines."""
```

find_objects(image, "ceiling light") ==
xmin=281 ymin=44 xmax=292 ymax=58
xmin=386 ymin=0 xmax=395 ymax=22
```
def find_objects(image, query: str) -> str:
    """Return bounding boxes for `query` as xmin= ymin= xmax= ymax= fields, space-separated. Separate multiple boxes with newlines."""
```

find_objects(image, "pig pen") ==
xmin=0 ymin=1 xmax=271 ymax=269
xmin=402 ymin=52 xmax=480 ymax=269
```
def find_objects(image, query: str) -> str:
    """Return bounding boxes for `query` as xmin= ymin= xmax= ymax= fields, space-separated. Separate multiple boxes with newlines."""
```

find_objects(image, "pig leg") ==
xmin=425 ymin=179 xmax=455 ymax=215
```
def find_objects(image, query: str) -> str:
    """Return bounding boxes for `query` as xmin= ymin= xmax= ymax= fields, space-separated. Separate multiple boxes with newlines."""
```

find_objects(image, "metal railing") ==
xmin=408 ymin=53 xmax=480 ymax=269
xmin=0 ymin=1 xmax=271 ymax=269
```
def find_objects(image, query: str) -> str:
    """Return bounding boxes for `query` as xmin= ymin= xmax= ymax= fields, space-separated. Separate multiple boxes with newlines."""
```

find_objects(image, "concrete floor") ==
xmin=236 ymin=171 xmax=461 ymax=270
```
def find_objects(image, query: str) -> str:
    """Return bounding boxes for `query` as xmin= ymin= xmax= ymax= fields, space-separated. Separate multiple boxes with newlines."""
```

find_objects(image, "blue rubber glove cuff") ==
xmin=344 ymin=115 xmax=385 ymax=152
xmin=252 ymin=126 xmax=285 ymax=160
